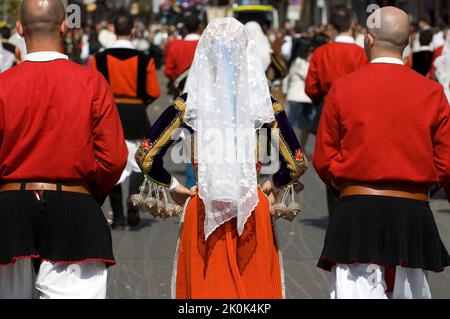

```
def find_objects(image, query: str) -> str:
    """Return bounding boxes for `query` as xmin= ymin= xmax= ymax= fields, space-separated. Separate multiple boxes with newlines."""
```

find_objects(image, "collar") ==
xmin=109 ymin=39 xmax=135 ymax=49
xmin=184 ymin=34 xmax=201 ymax=41
xmin=24 ymin=51 xmax=69 ymax=62
xmin=418 ymin=45 xmax=433 ymax=52
xmin=335 ymin=35 xmax=355 ymax=44
xmin=371 ymin=57 xmax=404 ymax=65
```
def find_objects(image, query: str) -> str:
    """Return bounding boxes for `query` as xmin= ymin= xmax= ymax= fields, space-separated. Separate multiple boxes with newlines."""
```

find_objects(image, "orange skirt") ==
xmin=174 ymin=189 xmax=283 ymax=299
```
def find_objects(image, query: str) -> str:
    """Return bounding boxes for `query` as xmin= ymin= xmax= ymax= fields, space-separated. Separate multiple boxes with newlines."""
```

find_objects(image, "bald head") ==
xmin=366 ymin=6 xmax=410 ymax=53
xmin=19 ymin=0 xmax=66 ymax=37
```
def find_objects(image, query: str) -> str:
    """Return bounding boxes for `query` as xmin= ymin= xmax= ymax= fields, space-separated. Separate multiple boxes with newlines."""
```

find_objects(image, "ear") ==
xmin=367 ymin=33 xmax=375 ymax=48
xmin=16 ymin=21 xmax=25 ymax=38
xmin=60 ymin=20 xmax=68 ymax=35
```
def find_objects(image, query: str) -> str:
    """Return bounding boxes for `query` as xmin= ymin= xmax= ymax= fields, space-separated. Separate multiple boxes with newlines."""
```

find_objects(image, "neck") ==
xmin=25 ymin=37 xmax=61 ymax=54
xmin=117 ymin=35 xmax=132 ymax=41
xmin=370 ymin=50 xmax=403 ymax=61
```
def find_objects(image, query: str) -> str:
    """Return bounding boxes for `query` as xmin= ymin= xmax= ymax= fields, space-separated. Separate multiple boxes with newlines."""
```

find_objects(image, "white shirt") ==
xmin=432 ymin=31 xmax=445 ymax=50
xmin=284 ymin=57 xmax=312 ymax=103
xmin=335 ymin=35 xmax=355 ymax=44
xmin=371 ymin=57 xmax=404 ymax=65
xmin=281 ymin=35 xmax=293 ymax=62
xmin=0 ymin=44 xmax=15 ymax=72
xmin=109 ymin=39 xmax=135 ymax=49
xmin=8 ymin=33 xmax=27 ymax=59
xmin=24 ymin=51 xmax=69 ymax=62
xmin=418 ymin=45 xmax=433 ymax=52
xmin=98 ymin=29 xmax=117 ymax=49
xmin=184 ymin=34 xmax=201 ymax=41
xmin=355 ymin=33 xmax=365 ymax=48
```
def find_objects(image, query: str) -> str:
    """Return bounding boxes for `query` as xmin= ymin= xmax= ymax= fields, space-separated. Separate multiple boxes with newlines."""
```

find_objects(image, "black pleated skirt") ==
xmin=0 ymin=191 xmax=115 ymax=267
xmin=117 ymin=103 xmax=151 ymax=140
xmin=318 ymin=195 xmax=450 ymax=272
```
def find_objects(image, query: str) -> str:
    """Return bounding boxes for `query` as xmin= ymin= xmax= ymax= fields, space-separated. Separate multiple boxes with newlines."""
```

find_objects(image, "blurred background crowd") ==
xmin=1 ymin=0 xmax=450 ymax=146
xmin=1 ymin=0 xmax=450 ymax=299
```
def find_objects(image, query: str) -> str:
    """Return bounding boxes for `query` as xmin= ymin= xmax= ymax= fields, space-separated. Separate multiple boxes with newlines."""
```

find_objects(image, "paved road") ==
xmin=105 ymin=72 xmax=450 ymax=299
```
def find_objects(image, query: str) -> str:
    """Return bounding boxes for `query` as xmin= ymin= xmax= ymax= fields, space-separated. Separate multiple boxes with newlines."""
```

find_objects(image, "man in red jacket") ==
xmin=305 ymin=7 xmax=368 ymax=217
xmin=164 ymin=14 xmax=202 ymax=97
xmin=305 ymin=8 xmax=368 ymax=106
xmin=0 ymin=0 xmax=127 ymax=298
xmin=313 ymin=6 xmax=450 ymax=299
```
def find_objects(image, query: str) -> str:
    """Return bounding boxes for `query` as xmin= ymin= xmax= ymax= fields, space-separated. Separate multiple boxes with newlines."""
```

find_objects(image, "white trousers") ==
xmin=331 ymin=264 xmax=431 ymax=299
xmin=0 ymin=259 xmax=107 ymax=299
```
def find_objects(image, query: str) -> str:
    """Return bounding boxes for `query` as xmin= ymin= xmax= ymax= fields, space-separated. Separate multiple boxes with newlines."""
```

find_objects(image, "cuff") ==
xmin=169 ymin=177 xmax=180 ymax=192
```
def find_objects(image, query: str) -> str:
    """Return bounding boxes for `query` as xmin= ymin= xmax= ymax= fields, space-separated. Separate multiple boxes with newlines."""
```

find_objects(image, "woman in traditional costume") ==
xmin=133 ymin=18 xmax=308 ymax=299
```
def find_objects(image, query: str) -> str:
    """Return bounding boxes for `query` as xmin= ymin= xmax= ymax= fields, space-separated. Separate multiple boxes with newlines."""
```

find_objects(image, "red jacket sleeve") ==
xmin=92 ymin=73 xmax=128 ymax=200
xmin=432 ymin=89 xmax=450 ymax=202
xmin=312 ymin=84 xmax=340 ymax=186
xmin=358 ymin=51 xmax=369 ymax=68
xmin=305 ymin=51 xmax=322 ymax=105
xmin=164 ymin=45 xmax=177 ymax=81
xmin=146 ymin=58 xmax=161 ymax=100
xmin=87 ymin=55 xmax=97 ymax=71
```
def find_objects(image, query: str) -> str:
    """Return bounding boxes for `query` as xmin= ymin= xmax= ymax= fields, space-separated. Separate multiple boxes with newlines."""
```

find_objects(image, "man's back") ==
xmin=164 ymin=38 xmax=199 ymax=81
xmin=314 ymin=6 xmax=450 ymax=299
xmin=90 ymin=46 xmax=160 ymax=105
xmin=313 ymin=62 xmax=450 ymax=190
xmin=0 ymin=56 xmax=127 ymax=198
xmin=305 ymin=42 xmax=368 ymax=104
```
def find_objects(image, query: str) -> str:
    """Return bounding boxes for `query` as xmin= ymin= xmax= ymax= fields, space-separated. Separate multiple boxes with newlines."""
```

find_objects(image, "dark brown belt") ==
xmin=0 ymin=182 xmax=92 ymax=195
xmin=340 ymin=183 xmax=430 ymax=202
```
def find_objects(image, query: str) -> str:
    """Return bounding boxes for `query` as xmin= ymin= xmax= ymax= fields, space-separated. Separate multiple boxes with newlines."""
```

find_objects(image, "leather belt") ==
xmin=0 ymin=182 xmax=92 ymax=195
xmin=340 ymin=183 xmax=430 ymax=202
xmin=114 ymin=96 xmax=143 ymax=105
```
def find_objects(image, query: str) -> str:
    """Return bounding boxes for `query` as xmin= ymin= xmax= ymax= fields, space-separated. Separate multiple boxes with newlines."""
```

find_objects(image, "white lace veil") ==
xmin=434 ymin=30 xmax=450 ymax=101
xmin=184 ymin=18 xmax=275 ymax=240
xmin=244 ymin=21 xmax=273 ymax=71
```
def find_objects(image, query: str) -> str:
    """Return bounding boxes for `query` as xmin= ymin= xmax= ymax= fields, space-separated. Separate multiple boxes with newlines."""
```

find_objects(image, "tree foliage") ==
xmin=0 ymin=0 xmax=22 ymax=25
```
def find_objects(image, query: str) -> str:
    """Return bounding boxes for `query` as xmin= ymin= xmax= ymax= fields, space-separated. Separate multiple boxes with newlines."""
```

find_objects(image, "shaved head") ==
xmin=367 ymin=6 xmax=410 ymax=52
xmin=20 ymin=0 xmax=66 ymax=36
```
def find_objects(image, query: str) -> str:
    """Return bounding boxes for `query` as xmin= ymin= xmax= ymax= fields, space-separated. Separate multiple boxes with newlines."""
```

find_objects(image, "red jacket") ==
xmin=305 ymin=42 xmax=368 ymax=104
xmin=164 ymin=38 xmax=199 ymax=81
xmin=0 ymin=57 xmax=128 ymax=199
xmin=313 ymin=61 xmax=450 ymax=201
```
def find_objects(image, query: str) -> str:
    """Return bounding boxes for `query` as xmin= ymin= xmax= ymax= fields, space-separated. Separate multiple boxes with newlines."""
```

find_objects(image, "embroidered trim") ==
xmin=272 ymin=102 xmax=284 ymax=115
xmin=0 ymin=256 xmax=116 ymax=267
xmin=0 ymin=255 xmax=40 ymax=267
xmin=275 ymin=122 xmax=308 ymax=182
xmin=139 ymin=97 xmax=187 ymax=180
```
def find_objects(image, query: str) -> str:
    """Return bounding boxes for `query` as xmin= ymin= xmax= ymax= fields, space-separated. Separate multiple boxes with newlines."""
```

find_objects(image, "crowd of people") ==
xmin=0 ymin=0 xmax=450 ymax=300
